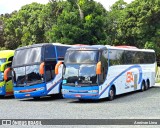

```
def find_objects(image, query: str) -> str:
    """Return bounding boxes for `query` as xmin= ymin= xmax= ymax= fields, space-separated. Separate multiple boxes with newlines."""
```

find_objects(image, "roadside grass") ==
xmin=156 ymin=66 xmax=160 ymax=83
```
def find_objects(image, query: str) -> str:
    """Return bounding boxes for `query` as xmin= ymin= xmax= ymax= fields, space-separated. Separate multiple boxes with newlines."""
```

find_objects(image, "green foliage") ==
xmin=46 ymin=0 xmax=108 ymax=45
xmin=0 ymin=0 xmax=160 ymax=60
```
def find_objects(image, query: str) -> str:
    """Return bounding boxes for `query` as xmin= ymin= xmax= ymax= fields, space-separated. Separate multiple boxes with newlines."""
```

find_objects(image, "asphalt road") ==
xmin=1 ymin=84 xmax=160 ymax=127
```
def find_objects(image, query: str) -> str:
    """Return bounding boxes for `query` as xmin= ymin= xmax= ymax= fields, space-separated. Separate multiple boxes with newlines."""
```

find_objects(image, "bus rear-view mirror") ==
xmin=96 ymin=61 xmax=101 ymax=75
xmin=4 ymin=67 xmax=11 ymax=81
xmin=39 ymin=62 xmax=45 ymax=75
xmin=55 ymin=61 xmax=63 ymax=75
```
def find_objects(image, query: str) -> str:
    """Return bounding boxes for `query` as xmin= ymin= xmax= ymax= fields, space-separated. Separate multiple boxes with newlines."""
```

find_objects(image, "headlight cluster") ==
xmin=36 ymin=87 xmax=45 ymax=91
xmin=88 ymin=90 xmax=98 ymax=93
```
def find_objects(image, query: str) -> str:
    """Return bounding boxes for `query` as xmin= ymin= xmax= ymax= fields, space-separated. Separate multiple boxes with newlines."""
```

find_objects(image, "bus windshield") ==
xmin=0 ymin=58 xmax=6 ymax=65
xmin=13 ymin=65 xmax=42 ymax=86
xmin=12 ymin=47 xmax=42 ymax=67
xmin=63 ymin=64 xmax=97 ymax=85
xmin=65 ymin=50 xmax=98 ymax=64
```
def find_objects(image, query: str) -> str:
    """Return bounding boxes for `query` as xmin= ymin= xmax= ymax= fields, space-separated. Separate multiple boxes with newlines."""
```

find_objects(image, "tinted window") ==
xmin=45 ymin=61 xmax=56 ymax=82
xmin=101 ymin=50 xmax=108 ymax=81
xmin=125 ymin=51 xmax=136 ymax=64
xmin=56 ymin=46 xmax=70 ymax=60
xmin=108 ymin=50 xmax=125 ymax=65
xmin=44 ymin=45 xmax=56 ymax=60
xmin=45 ymin=65 xmax=52 ymax=82
xmin=65 ymin=50 xmax=98 ymax=63
xmin=108 ymin=49 xmax=155 ymax=65
xmin=144 ymin=52 xmax=155 ymax=63
xmin=125 ymin=51 xmax=155 ymax=64
xmin=26 ymin=65 xmax=42 ymax=85
xmin=13 ymin=65 xmax=43 ymax=86
xmin=13 ymin=47 xmax=42 ymax=67
xmin=134 ymin=52 xmax=144 ymax=64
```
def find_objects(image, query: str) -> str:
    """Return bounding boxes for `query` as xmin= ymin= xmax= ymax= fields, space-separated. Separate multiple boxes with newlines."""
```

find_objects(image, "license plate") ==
xmin=25 ymin=94 xmax=30 ymax=97
xmin=75 ymin=94 xmax=81 ymax=98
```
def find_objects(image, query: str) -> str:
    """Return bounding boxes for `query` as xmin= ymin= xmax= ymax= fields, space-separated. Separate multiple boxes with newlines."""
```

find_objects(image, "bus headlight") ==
xmin=14 ymin=91 xmax=19 ymax=93
xmin=88 ymin=90 xmax=98 ymax=93
xmin=36 ymin=87 xmax=45 ymax=91
xmin=62 ymin=89 xmax=69 ymax=94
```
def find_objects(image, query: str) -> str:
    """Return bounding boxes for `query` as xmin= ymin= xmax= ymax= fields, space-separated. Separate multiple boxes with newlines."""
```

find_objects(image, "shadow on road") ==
xmin=0 ymin=95 xmax=14 ymax=100
xmin=19 ymin=94 xmax=64 ymax=102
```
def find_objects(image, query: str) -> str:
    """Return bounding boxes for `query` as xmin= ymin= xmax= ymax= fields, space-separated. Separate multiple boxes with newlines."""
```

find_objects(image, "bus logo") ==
xmin=126 ymin=72 xmax=134 ymax=83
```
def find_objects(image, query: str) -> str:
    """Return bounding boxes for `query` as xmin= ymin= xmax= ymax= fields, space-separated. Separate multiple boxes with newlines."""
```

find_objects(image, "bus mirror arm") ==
xmin=55 ymin=61 xmax=63 ymax=75
xmin=96 ymin=61 xmax=101 ymax=75
xmin=4 ymin=67 xmax=11 ymax=81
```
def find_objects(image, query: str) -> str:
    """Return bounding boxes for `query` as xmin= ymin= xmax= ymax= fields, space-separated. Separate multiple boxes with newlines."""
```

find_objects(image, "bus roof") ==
xmin=67 ymin=45 xmax=154 ymax=52
xmin=0 ymin=50 xmax=14 ymax=58
xmin=16 ymin=43 xmax=71 ymax=51
xmin=67 ymin=45 xmax=106 ymax=51
xmin=106 ymin=45 xmax=155 ymax=52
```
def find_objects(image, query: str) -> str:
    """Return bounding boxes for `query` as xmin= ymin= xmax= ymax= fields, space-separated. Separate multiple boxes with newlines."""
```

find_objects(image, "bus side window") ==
xmin=124 ymin=51 xmax=136 ymax=64
xmin=109 ymin=50 xmax=125 ymax=65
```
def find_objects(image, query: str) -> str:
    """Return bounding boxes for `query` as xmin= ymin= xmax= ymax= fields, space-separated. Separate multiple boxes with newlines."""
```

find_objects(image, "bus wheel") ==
xmin=141 ymin=81 xmax=145 ymax=92
xmin=58 ymin=86 xmax=63 ymax=99
xmin=108 ymin=87 xmax=115 ymax=101
xmin=145 ymin=82 xmax=149 ymax=90
xmin=146 ymin=80 xmax=150 ymax=90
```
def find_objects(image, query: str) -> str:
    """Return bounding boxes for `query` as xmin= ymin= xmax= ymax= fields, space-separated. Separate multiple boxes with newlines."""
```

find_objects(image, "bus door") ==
xmin=45 ymin=61 xmax=57 ymax=83
xmin=98 ymin=50 xmax=108 ymax=84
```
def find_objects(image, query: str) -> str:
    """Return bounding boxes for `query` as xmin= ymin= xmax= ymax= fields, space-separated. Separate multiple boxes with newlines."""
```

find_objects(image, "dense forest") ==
xmin=0 ymin=0 xmax=160 ymax=60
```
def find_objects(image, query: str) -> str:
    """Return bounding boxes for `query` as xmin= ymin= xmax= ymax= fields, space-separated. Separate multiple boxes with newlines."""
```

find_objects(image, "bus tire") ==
xmin=146 ymin=80 xmax=150 ymax=90
xmin=108 ymin=86 xmax=115 ymax=101
xmin=141 ymin=81 xmax=145 ymax=92
xmin=78 ymin=99 xmax=85 ymax=102
xmin=58 ymin=85 xmax=63 ymax=99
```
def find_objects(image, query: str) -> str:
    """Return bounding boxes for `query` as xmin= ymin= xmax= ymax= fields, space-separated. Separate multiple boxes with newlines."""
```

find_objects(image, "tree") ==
xmin=2 ymin=2 xmax=45 ymax=49
xmin=47 ymin=0 xmax=108 ymax=45
xmin=106 ymin=0 xmax=128 ymax=45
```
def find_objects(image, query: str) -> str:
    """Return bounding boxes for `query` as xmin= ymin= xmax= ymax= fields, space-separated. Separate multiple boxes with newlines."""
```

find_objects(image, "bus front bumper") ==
xmin=62 ymin=85 xmax=99 ymax=100
xmin=14 ymin=83 xmax=47 ymax=99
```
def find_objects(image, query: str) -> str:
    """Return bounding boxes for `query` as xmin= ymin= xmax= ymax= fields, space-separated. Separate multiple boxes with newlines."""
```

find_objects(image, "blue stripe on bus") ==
xmin=98 ymin=65 xmax=142 ymax=98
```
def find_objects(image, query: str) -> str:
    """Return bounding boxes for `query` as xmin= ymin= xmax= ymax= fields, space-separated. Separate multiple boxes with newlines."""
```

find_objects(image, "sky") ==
xmin=0 ymin=0 xmax=134 ymax=14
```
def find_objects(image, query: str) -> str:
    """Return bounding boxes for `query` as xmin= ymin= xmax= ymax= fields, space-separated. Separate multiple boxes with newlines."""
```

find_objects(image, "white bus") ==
xmin=61 ymin=45 xmax=156 ymax=100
